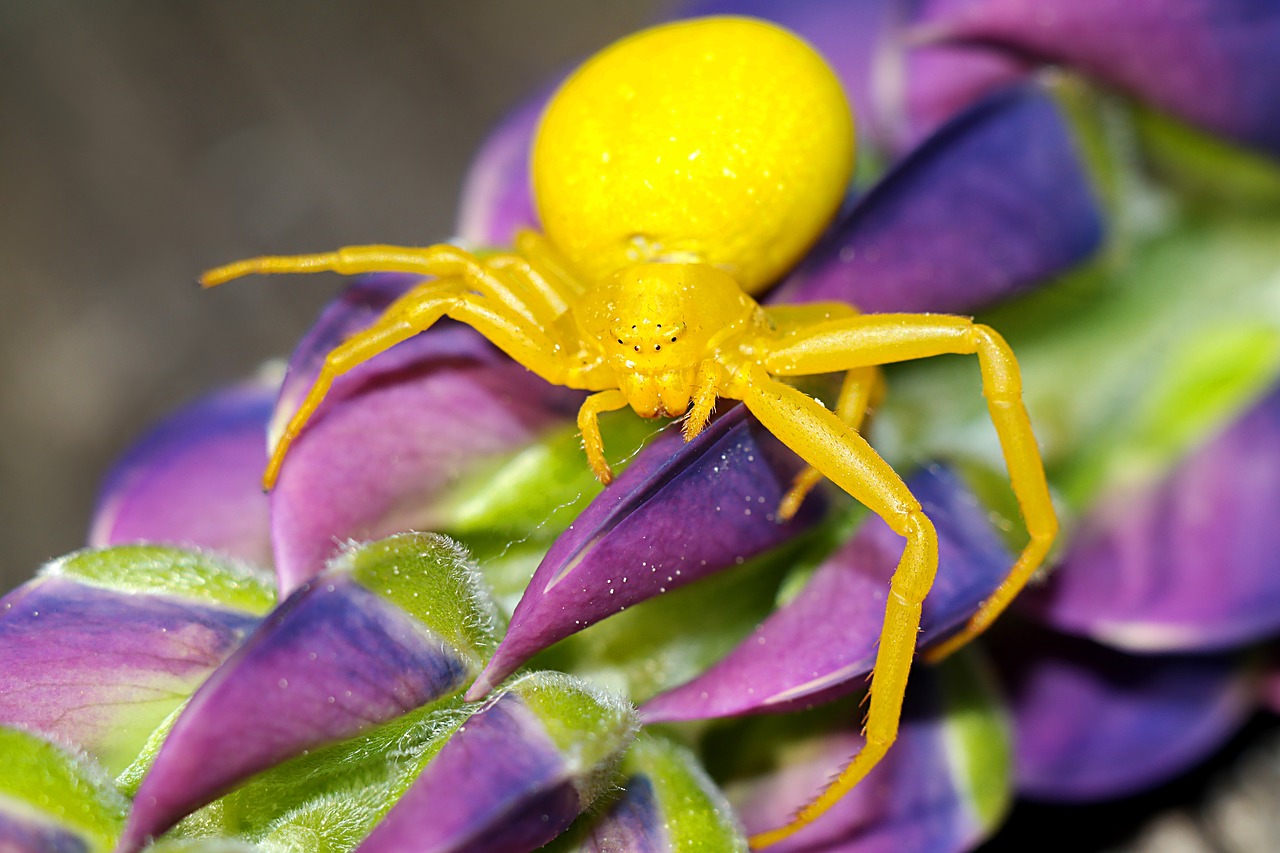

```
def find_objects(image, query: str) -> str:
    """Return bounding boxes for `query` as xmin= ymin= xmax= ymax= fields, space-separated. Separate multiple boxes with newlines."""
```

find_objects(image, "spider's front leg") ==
xmin=735 ymin=363 xmax=938 ymax=848
xmin=202 ymin=242 xmax=569 ymax=330
xmin=202 ymin=239 xmax=597 ymax=489
xmin=761 ymin=313 xmax=1058 ymax=663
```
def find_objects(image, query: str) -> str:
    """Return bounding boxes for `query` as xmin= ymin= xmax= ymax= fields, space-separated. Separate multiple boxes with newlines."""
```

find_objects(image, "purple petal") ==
xmin=730 ymin=657 xmax=1008 ymax=853
xmin=992 ymin=626 xmax=1254 ymax=800
xmin=0 ymin=812 xmax=91 ymax=853
xmin=358 ymin=685 xmax=596 ymax=853
xmin=467 ymin=405 xmax=825 ymax=700
xmin=121 ymin=545 xmax=487 ymax=852
xmin=269 ymin=276 xmax=582 ymax=592
xmin=898 ymin=42 xmax=1034 ymax=149
xmin=676 ymin=0 xmax=895 ymax=148
xmin=0 ymin=575 xmax=259 ymax=775
xmin=915 ymin=0 xmax=1280 ymax=156
xmin=88 ymin=378 xmax=275 ymax=568
xmin=456 ymin=95 xmax=548 ymax=247
xmin=580 ymin=776 xmax=666 ymax=852
xmin=643 ymin=465 xmax=1011 ymax=721
xmin=772 ymin=85 xmax=1103 ymax=313
xmin=1025 ymin=385 xmax=1280 ymax=652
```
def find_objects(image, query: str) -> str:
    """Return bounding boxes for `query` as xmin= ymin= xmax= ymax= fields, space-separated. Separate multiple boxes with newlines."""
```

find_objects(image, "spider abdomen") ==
xmin=532 ymin=17 xmax=855 ymax=295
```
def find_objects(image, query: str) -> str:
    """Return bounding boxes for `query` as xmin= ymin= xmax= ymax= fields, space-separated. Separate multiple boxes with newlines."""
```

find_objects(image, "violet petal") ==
xmin=727 ymin=651 xmax=1010 ymax=852
xmin=915 ymin=0 xmax=1280 ymax=156
xmin=456 ymin=94 xmax=548 ymax=247
xmin=0 ymin=813 xmax=94 ymax=853
xmin=358 ymin=673 xmax=636 ymax=853
xmin=268 ymin=275 xmax=582 ymax=592
xmin=772 ymin=85 xmax=1103 ymax=313
xmin=120 ymin=533 xmax=497 ymax=852
xmin=899 ymin=41 xmax=1034 ymax=149
xmin=1025 ymin=384 xmax=1280 ymax=652
xmin=643 ymin=465 xmax=1011 ymax=721
xmin=467 ymin=405 xmax=825 ymax=700
xmin=88 ymin=378 xmax=275 ymax=567
xmin=575 ymin=776 xmax=666 ymax=853
xmin=992 ymin=625 xmax=1254 ymax=801
xmin=0 ymin=548 xmax=268 ymax=776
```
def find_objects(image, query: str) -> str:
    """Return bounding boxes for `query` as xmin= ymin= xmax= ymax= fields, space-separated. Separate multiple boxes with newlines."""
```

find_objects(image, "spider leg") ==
xmin=777 ymin=366 xmax=882 ymax=521
xmin=738 ymin=365 xmax=938 ymax=848
xmin=263 ymin=276 xmax=570 ymax=490
xmin=682 ymin=360 xmax=724 ymax=442
xmin=762 ymin=313 xmax=1058 ymax=661
xmin=201 ymin=243 xmax=565 ymax=330
xmin=577 ymin=390 xmax=630 ymax=483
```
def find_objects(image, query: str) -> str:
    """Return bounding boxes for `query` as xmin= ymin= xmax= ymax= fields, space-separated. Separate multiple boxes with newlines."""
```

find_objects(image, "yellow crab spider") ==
xmin=202 ymin=16 xmax=1056 ymax=848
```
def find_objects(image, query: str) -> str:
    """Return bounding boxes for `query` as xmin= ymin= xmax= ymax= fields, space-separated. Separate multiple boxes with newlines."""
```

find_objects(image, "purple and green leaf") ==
xmin=549 ymin=734 xmax=748 ymax=852
xmin=0 ymin=546 xmax=272 ymax=775
xmin=120 ymin=533 xmax=500 ymax=851
xmin=357 ymin=672 xmax=637 ymax=853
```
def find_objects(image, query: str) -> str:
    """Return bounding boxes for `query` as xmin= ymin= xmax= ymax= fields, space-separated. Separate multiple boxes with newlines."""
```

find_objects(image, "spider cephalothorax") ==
xmin=574 ymin=262 xmax=762 ymax=416
xmin=202 ymin=16 xmax=1056 ymax=848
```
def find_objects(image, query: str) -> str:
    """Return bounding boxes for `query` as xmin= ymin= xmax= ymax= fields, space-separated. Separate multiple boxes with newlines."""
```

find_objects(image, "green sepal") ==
xmin=937 ymin=647 xmax=1013 ymax=833
xmin=626 ymin=734 xmax=748 ymax=852
xmin=508 ymin=671 xmax=639 ymax=804
xmin=0 ymin=725 xmax=128 ymax=853
xmin=174 ymin=699 xmax=467 ymax=846
xmin=46 ymin=545 xmax=275 ymax=615
xmin=339 ymin=532 xmax=501 ymax=671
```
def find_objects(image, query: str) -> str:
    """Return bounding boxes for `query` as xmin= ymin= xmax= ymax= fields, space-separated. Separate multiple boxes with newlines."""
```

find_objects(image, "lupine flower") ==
xmin=4 ymin=2 xmax=1280 ymax=852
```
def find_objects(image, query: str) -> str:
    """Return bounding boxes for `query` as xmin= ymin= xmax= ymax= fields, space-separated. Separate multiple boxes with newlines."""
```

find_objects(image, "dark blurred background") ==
xmin=0 ymin=0 xmax=669 ymax=591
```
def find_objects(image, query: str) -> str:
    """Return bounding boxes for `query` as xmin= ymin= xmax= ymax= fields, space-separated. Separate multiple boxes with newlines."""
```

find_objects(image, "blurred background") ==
xmin=0 ymin=0 xmax=669 ymax=591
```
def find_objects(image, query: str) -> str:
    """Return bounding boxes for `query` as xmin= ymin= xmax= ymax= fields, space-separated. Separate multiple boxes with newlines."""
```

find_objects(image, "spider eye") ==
xmin=654 ymin=344 xmax=661 ymax=351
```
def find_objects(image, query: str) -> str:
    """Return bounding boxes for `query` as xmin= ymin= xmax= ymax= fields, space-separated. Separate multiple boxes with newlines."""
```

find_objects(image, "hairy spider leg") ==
xmin=578 ymin=390 xmax=631 ymax=484
xmin=777 ymin=365 xmax=883 ymax=522
xmin=682 ymin=360 xmax=725 ymax=442
xmin=734 ymin=313 xmax=1055 ymax=847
